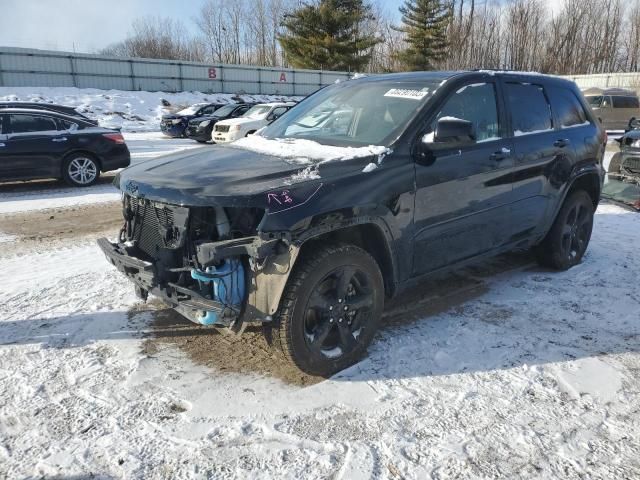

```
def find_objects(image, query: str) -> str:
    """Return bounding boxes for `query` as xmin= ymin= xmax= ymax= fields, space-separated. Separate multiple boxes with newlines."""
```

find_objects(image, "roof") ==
xmin=583 ymin=87 xmax=638 ymax=96
xmin=354 ymin=70 xmax=575 ymax=87
xmin=0 ymin=107 xmax=94 ymax=123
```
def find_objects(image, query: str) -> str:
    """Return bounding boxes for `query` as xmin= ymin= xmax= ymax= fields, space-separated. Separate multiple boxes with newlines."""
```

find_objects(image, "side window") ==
xmin=59 ymin=119 xmax=79 ymax=131
xmin=506 ymin=83 xmax=553 ymax=136
xmin=271 ymin=107 xmax=288 ymax=119
xmin=430 ymin=83 xmax=501 ymax=142
xmin=612 ymin=96 xmax=640 ymax=109
xmin=0 ymin=115 xmax=5 ymax=134
xmin=234 ymin=105 xmax=249 ymax=116
xmin=9 ymin=114 xmax=58 ymax=134
xmin=550 ymin=88 xmax=589 ymax=128
xmin=201 ymin=106 xmax=216 ymax=115
xmin=602 ymin=96 xmax=612 ymax=108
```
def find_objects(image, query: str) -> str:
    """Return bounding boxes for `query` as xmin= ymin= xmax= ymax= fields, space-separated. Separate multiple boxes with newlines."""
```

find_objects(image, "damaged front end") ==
xmin=98 ymin=193 xmax=297 ymax=331
xmin=602 ymin=133 xmax=640 ymax=210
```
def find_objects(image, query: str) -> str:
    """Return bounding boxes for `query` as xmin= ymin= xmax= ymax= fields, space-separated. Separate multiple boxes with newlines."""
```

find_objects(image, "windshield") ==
xmin=261 ymin=79 xmax=442 ymax=146
xmin=176 ymin=103 xmax=207 ymax=115
xmin=244 ymin=105 xmax=272 ymax=118
xmin=211 ymin=104 xmax=237 ymax=117
xmin=586 ymin=96 xmax=603 ymax=107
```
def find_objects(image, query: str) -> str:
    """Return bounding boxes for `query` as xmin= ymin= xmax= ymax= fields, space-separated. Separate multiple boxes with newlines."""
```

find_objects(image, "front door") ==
xmin=0 ymin=113 xmax=67 ymax=180
xmin=412 ymin=81 xmax=514 ymax=276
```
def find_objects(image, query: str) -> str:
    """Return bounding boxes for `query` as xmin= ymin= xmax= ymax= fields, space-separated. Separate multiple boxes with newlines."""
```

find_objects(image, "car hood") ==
xmin=218 ymin=117 xmax=265 ymax=127
xmin=114 ymin=144 xmax=376 ymax=208
xmin=162 ymin=113 xmax=193 ymax=121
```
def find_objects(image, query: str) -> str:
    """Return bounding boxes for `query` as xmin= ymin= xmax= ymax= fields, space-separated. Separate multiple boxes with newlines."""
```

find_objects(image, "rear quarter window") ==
xmin=612 ymin=96 xmax=640 ymax=109
xmin=549 ymin=87 xmax=590 ymax=128
xmin=506 ymin=83 xmax=553 ymax=135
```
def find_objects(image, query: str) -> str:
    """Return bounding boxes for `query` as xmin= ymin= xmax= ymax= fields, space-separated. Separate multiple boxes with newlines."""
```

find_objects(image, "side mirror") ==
xmin=266 ymin=113 xmax=275 ymax=122
xmin=434 ymin=117 xmax=475 ymax=144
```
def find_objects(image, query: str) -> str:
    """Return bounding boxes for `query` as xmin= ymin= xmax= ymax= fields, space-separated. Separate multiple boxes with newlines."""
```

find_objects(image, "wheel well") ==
xmin=567 ymin=173 xmax=600 ymax=208
xmin=246 ymin=130 xmax=256 ymax=136
xmin=299 ymin=224 xmax=396 ymax=297
xmin=63 ymin=150 xmax=102 ymax=172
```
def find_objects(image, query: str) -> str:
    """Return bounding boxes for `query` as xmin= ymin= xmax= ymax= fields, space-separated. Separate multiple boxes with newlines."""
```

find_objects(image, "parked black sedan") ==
xmin=0 ymin=108 xmax=130 ymax=187
xmin=185 ymin=103 xmax=255 ymax=143
xmin=160 ymin=102 xmax=225 ymax=138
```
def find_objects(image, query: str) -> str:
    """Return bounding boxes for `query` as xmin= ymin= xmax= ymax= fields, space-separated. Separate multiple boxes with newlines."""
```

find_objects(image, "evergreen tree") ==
xmin=279 ymin=0 xmax=380 ymax=71
xmin=395 ymin=0 xmax=452 ymax=71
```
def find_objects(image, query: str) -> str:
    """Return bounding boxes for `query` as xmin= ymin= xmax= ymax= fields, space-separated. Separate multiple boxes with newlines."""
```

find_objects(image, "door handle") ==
xmin=52 ymin=137 xmax=68 ymax=143
xmin=554 ymin=139 xmax=570 ymax=148
xmin=490 ymin=147 xmax=511 ymax=161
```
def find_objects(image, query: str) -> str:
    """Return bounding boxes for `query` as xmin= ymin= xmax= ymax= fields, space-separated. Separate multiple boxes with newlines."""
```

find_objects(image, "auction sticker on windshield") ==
xmin=384 ymin=88 xmax=429 ymax=100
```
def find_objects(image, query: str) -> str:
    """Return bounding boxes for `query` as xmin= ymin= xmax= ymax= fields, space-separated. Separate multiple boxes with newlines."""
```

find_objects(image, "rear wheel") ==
xmin=535 ymin=190 xmax=594 ymax=270
xmin=62 ymin=154 xmax=100 ymax=187
xmin=273 ymin=244 xmax=384 ymax=376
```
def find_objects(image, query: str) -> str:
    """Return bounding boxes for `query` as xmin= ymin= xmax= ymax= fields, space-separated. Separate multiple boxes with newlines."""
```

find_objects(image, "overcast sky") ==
xmin=0 ymin=0 xmax=406 ymax=54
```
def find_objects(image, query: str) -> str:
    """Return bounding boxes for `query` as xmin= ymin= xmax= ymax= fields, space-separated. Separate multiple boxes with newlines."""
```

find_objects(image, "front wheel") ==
xmin=535 ymin=190 xmax=594 ymax=270
xmin=273 ymin=244 xmax=384 ymax=376
xmin=62 ymin=154 xmax=100 ymax=187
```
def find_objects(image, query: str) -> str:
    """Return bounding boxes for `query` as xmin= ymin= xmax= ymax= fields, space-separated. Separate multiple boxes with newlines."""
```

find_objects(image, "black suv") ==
xmin=0 ymin=108 xmax=130 ymax=186
xmin=99 ymin=71 xmax=605 ymax=376
xmin=185 ymin=103 xmax=255 ymax=143
xmin=160 ymin=102 xmax=225 ymax=138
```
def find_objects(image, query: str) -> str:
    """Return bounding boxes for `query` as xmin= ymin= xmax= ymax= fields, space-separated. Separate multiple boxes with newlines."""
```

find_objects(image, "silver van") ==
xmin=584 ymin=88 xmax=640 ymax=130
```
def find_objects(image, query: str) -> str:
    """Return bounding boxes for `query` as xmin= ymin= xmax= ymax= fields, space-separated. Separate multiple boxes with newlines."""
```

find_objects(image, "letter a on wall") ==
xmin=279 ymin=72 xmax=287 ymax=83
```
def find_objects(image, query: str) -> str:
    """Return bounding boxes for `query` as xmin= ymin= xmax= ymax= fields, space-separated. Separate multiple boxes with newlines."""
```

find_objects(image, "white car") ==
xmin=212 ymin=102 xmax=295 ymax=143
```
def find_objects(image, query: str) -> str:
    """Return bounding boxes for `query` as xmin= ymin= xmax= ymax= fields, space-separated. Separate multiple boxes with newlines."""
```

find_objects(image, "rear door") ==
xmin=0 ymin=113 xmax=69 ymax=180
xmin=0 ymin=114 xmax=9 ymax=179
xmin=412 ymin=80 xmax=515 ymax=275
xmin=505 ymin=81 xmax=578 ymax=243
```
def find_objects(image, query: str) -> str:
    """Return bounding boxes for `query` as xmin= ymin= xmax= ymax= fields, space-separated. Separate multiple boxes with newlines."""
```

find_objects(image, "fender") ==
xmin=543 ymin=162 xmax=603 ymax=239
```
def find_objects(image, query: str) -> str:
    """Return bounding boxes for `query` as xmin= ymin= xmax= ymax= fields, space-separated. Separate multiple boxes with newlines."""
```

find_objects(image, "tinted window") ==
xmin=612 ymin=96 xmax=640 ymax=109
xmin=586 ymin=96 xmax=603 ymax=107
xmin=431 ymin=83 xmax=501 ymax=142
xmin=9 ymin=114 xmax=58 ymax=134
xmin=506 ymin=83 xmax=553 ymax=135
xmin=234 ymin=105 xmax=251 ymax=116
xmin=551 ymin=88 xmax=589 ymax=128
xmin=0 ymin=115 xmax=5 ymax=134
xmin=271 ymin=107 xmax=289 ymax=118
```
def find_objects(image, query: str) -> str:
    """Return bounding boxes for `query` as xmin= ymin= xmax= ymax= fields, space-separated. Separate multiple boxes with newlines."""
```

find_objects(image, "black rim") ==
xmin=303 ymin=266 xmax=375 ymax=359
xmin=561 ymin=202 xmax=591 ymax=262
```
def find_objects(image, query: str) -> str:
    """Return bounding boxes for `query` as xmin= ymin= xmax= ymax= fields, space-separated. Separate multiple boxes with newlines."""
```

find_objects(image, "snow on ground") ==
xmin=0 ymin=203 xmax=639 ymax=478
xmin=0 ymin=132 xmax=200 ymax=214
xmin=0 ymin=87 xmax=301 ymax=132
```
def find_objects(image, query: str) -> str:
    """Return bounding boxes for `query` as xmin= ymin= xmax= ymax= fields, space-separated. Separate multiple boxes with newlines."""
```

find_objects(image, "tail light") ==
xmin=103 ymin=133 xmax=125 ymax=144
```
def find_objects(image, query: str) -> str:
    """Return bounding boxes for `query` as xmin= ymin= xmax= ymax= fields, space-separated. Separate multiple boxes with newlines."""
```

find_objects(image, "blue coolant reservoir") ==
xmin=190 ymin=258 xmax=245 ymax=325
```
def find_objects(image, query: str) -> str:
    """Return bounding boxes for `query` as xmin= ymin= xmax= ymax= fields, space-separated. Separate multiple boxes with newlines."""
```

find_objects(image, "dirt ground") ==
xmin=0 ymin=202 xmax=534 ymax=386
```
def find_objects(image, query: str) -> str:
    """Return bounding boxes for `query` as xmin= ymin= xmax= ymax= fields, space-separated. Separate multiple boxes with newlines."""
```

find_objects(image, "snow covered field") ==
xmin=0 ymin=88 xmax=638 ymax=478
xmin=0 ymin=87 xmax=300 ymax=132
xmin=1 ymin=197 xmax=639 ymax=478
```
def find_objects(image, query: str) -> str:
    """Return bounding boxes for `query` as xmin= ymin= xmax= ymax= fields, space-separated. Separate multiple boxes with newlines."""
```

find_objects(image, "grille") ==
xmin=622 ymin=156 xmax=640 ymax=175
xmin=215 ymin=124 xmax=230 ymax=133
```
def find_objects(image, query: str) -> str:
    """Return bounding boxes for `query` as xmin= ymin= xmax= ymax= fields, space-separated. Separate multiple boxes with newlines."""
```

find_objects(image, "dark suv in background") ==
xmin=185 ymin=102 xmax=255 ymax=143
xmin=160 ymin=102 xmax=225 ymax=138
xmin=0 ymin=106 xmax=129 ymax=186
xmin=100 ymin=71 xmax=605 ymax=376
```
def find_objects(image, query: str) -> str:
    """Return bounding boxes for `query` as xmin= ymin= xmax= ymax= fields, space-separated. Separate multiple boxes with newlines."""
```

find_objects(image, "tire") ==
xmin=62 ymin=154 xmax=100 ymax=187
xmin=272 ymin=244 xmax=384 ymax=376
xmin=535 ymin=190 xmax=594 ymax=270
xmin=246 ymin=130 xmax=256 ymax=137
xmin=196 ymin=140 xmax=208 ymax=144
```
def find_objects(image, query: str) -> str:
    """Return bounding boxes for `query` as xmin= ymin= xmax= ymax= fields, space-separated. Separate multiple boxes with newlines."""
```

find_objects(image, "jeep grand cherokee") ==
xmin=99 ymin=71 xmax=605 ymax=376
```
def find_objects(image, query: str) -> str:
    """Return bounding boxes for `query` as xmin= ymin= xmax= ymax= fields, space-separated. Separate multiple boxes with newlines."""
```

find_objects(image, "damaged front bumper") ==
xmin=97 ymin=235 xmax=299 ymax=331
